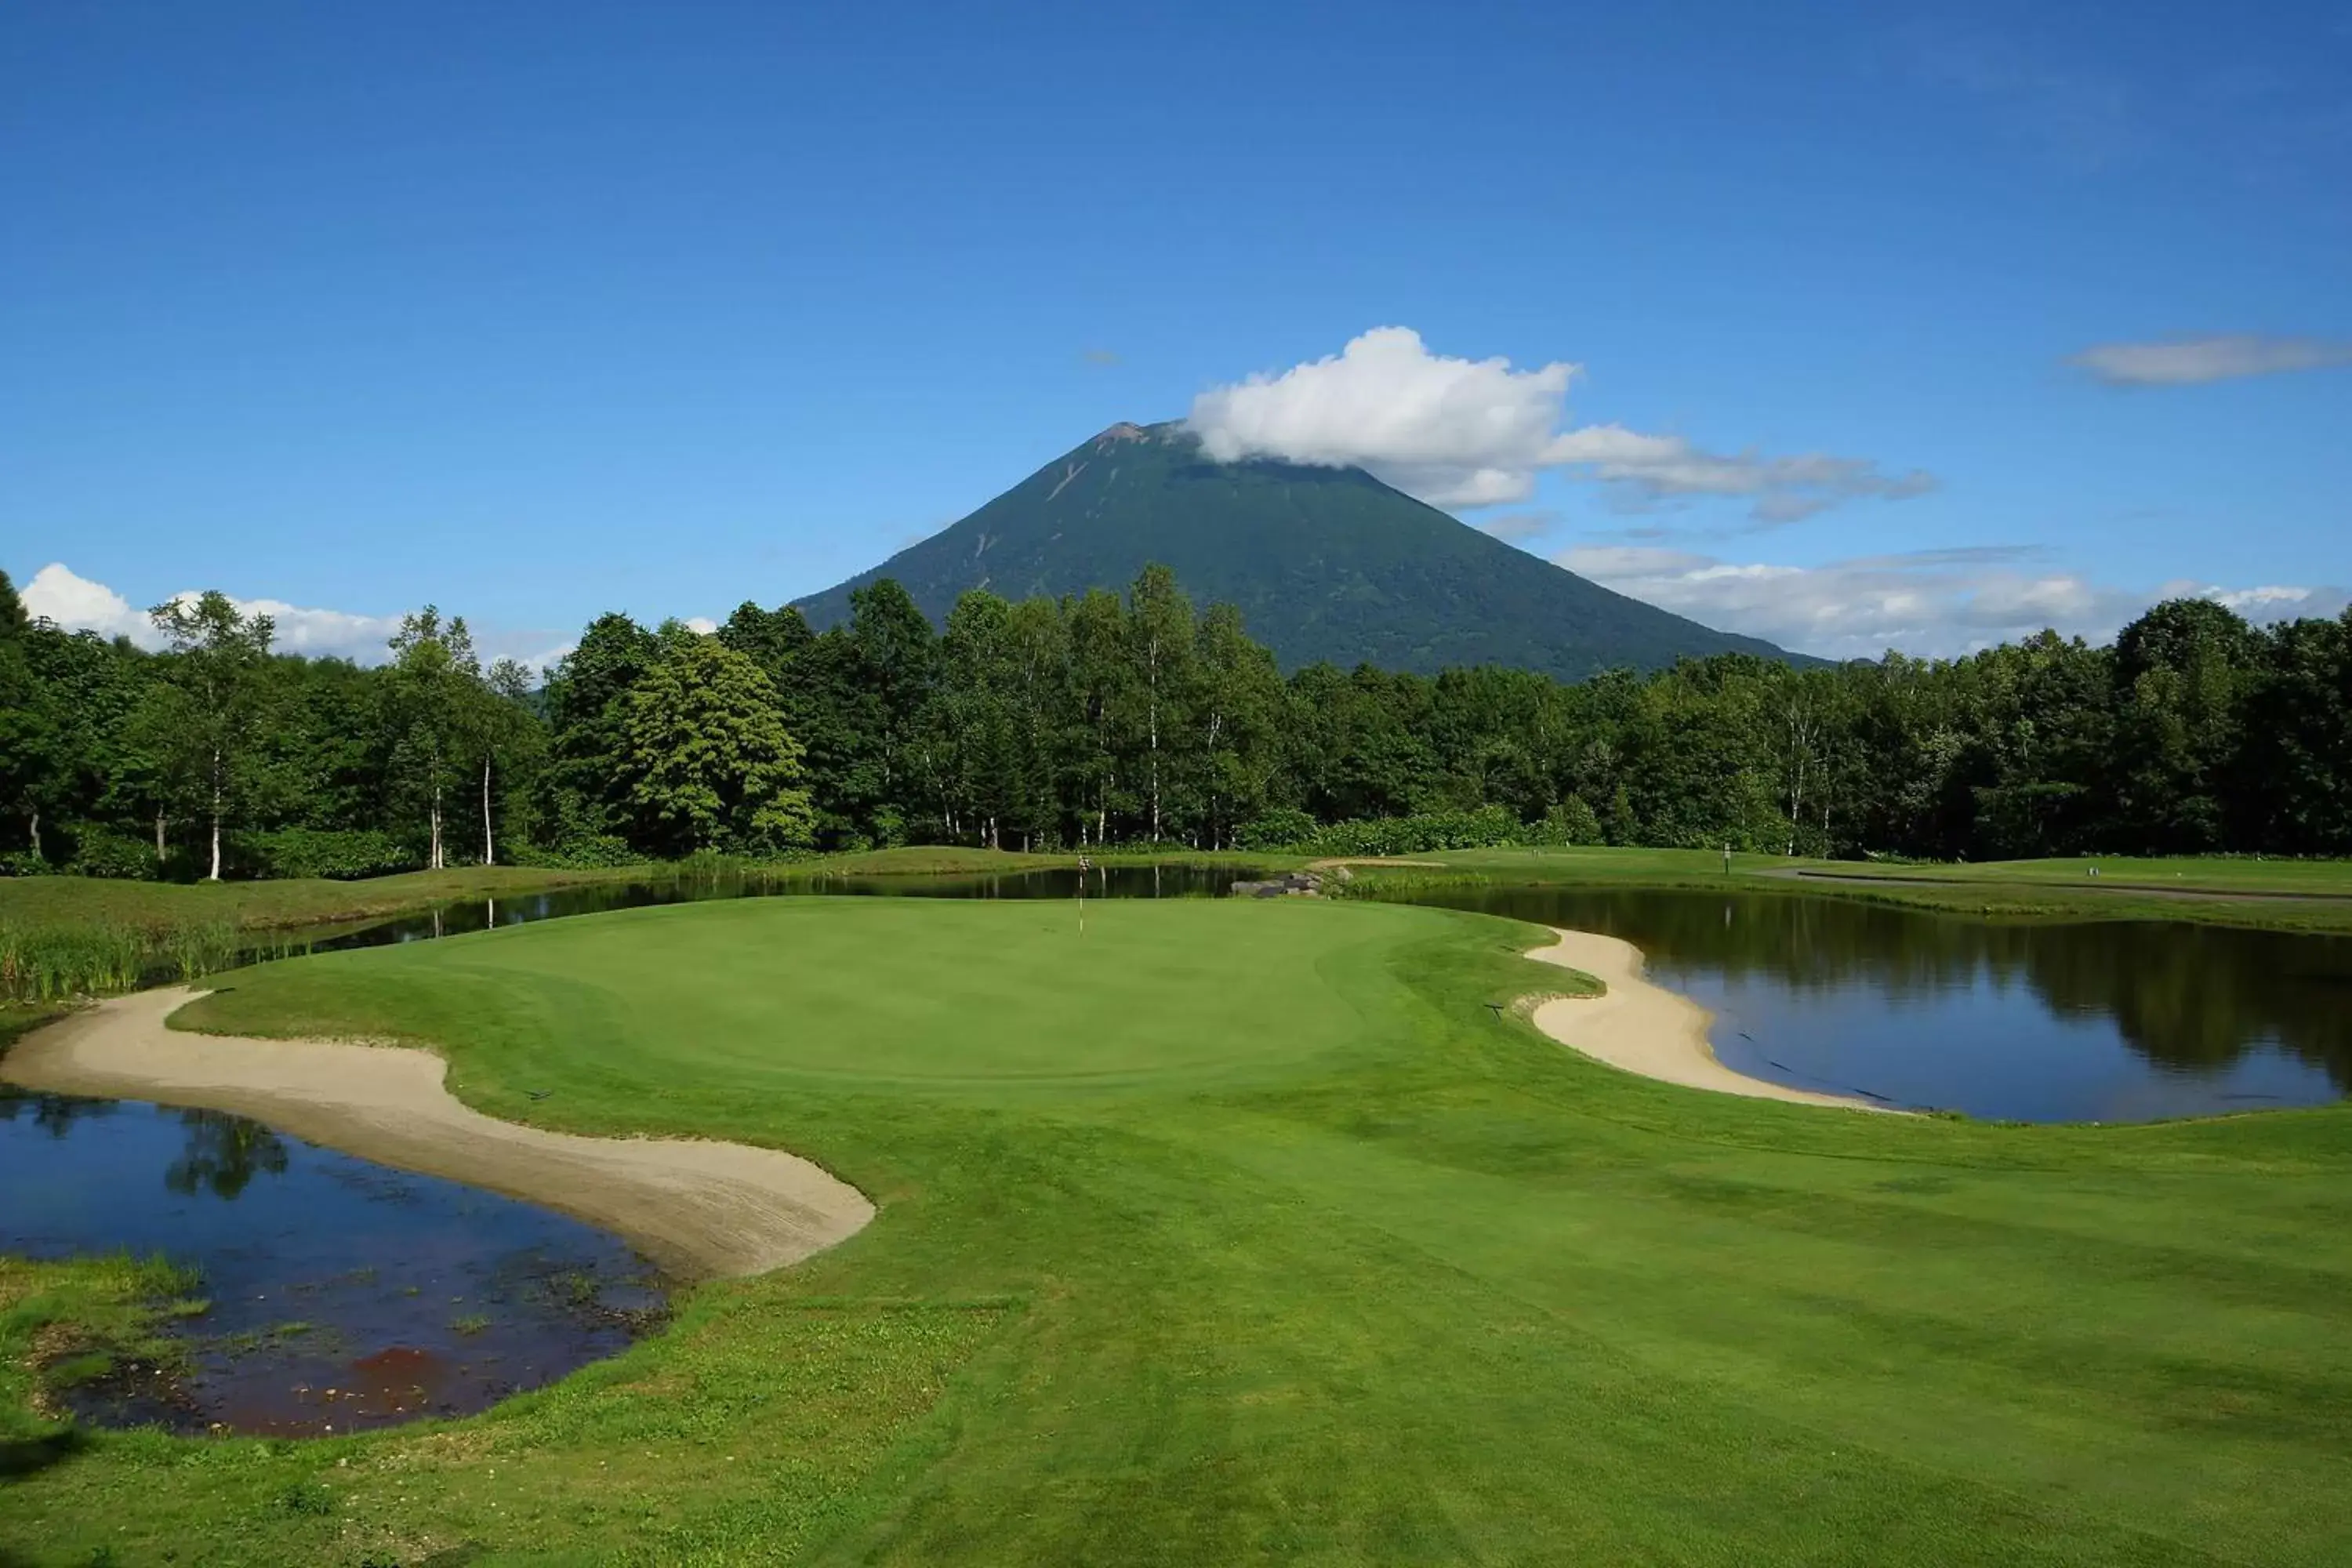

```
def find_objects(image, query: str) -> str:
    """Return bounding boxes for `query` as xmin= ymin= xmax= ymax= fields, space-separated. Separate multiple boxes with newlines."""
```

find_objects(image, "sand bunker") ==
xmin=1526 ymin=929 xmax=1892 ymax=1112
xmin=1 ymin=989 xmax=874 ymax=1279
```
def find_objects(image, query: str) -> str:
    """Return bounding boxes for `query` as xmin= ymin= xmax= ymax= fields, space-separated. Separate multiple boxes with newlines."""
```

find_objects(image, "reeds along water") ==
xmin=0 ymin=920 xmax=246 ymax=1003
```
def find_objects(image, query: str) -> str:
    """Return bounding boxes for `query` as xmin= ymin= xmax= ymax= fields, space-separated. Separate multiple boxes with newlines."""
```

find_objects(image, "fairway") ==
xmin=9 ymin=895 xmax=2352 ymax=1566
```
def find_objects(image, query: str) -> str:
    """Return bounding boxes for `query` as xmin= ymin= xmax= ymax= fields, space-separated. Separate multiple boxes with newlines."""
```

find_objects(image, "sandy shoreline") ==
xmin=0 ymin=989 xmax=875 ymax=1279
xmin=1524 ymin=928 xmax=1891 ymax=1112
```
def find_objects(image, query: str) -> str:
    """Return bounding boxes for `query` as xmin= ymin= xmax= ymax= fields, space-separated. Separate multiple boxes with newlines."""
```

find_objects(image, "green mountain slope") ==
xmin=793 ymin=422 xmax=1806 ymax=678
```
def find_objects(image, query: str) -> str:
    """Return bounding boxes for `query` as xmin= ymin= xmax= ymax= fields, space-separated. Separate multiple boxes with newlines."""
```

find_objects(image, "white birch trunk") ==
xmin=481 ymin=756 xmax=495 ymax=866
xmin=1148 ymin=646 xmax=1162 ymax=843
xmin=207 ymin=746 xmax=223 ymax=880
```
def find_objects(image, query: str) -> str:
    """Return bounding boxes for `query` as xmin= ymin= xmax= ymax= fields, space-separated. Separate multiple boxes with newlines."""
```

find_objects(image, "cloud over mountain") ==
xmin=1185 ymin=327 xmax=1933 ymax=521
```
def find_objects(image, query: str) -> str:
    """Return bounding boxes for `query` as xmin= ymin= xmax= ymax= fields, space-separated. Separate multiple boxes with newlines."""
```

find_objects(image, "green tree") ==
xmin=0 ymin=572 xmax=66 ymax=862
xmin=147 ymin=591 xmax=276 ymax=880
xmin=542 ymin=612 xmax=660 ymax=851
xmin=935 ymin=590 xmax=1023 ymax=847
xmin=717 ymin=601 xmax=817 ymax=691
xmin=623 ymin=626 xmax=814 ymax=855
xmin=467 ymin=656 xmax=542 ymax=865
xmin=387 ymin=607 xmax=480 ymax=870
xmin=2241 ymin=609 xmax=2352 ymax=853
xmin=1193 ymin=602 xmax=1285 ymax=848
xmin=1001 ymin=595 xmax=1073 ymax=850
xmin=1125 ymin=564 xmax=1198 ymax=843
xmin=2107 ymin=599 xmax=2257 ymax=851
xmin=847 ymin=580 xmax=938 ymax=845
xmin=1065 ymin=588 xmax=1131 ymax=844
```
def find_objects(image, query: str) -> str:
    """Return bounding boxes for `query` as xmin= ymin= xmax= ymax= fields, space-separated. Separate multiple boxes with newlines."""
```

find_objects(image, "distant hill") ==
xmin=793 ymin=421 xmax=1807 ymax=681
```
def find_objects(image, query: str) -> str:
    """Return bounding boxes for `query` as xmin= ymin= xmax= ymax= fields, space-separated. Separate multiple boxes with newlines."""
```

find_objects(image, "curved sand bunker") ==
xmin=1 ymin=988 xmax=875 ymax=1279
xmin=1525 ymin=929 xmax=1893 ymax=1112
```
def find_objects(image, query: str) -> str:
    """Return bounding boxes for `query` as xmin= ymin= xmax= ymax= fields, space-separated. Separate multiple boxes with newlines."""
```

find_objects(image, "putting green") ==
xmin=198 ymin=897 xmax=1441 ymax=1095
xmin=9 ymin=894 xmax=2352 ymax=1568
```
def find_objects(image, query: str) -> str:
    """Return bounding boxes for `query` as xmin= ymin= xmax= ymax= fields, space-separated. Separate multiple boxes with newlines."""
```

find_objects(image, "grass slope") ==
xmin=8 ymin=897 xmax=2352 ymax=1564
xmin=1348 ymin=846 xmax=2352 ymax=934
xmin=0 ymin=848 xmax=1297 ymax=939
xmin=0 ymin=865 xmax=655 ymax=935
xmin=792 ymin=421 xmax=1802 ymax=680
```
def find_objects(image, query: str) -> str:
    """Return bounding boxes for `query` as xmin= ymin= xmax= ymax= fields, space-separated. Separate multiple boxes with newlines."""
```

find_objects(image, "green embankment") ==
xmin=7 ymin=895 xmax=2352 ymax=1565
xmin=0 ymin=847 xmax=1294 ymax=935
xmin=1345 ymin=846 xmax=2352 ymax=933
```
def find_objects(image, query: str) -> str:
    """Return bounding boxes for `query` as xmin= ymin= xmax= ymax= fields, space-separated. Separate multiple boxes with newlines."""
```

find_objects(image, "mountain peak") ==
xmin=794 ymin=423 xmax=1807 ymax=679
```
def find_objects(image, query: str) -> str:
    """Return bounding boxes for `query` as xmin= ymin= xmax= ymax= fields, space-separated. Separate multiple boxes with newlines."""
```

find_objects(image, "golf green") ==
xmin=7 ymin=894 xmax=2352 ymax=1566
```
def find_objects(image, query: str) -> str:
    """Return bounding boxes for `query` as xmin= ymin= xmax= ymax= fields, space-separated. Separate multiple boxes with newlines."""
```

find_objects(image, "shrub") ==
xmin=1252 ymin=804 xmax=1531 ymax=858
xmin=1534 ymin=794 xmax=1602 ymax=847
xmin=232 ymin=829 xmax=417 ymax=880
xmin=506 ymin=834 xmax=644 ymax=869
xmin=1235 ymin=808 xmax=1319 ymax=850
xmin=66 ymin=827 xmax=162 ymax=880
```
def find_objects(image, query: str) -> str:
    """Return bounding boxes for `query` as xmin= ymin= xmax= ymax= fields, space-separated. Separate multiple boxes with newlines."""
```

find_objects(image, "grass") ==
xmin=7 ymin=895 xmax=2352 ymax=1563
xmin=0 ymin=1255 xmax=205 ymax=1423
xmin=0 ymin=846 xmax=1299 ymax=1021
xmin=0 ymin=918 xmax=252 ymax=1005
xmin=1341 ymin=845 xmax=2352 ymax=934
xmin=0 ymin=847 xmax=1297 ymax=942
xmin=0 ymin=864 xmax=666 ymax=935
xmin=1793 ymin=854 xmax=2352 ymax=895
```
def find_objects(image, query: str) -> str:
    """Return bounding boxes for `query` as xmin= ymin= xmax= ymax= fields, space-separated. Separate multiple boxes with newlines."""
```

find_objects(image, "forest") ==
xmin=2 ymin=562 xmax=2347 ymax=880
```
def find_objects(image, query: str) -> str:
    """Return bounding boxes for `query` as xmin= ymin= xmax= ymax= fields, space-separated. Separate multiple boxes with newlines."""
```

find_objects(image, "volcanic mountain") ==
xmin=793 ymin=421 xmax=1802 ymax=680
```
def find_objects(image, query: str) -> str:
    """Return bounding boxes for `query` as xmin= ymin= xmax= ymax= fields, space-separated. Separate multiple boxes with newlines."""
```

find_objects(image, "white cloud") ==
xmin=683 ymin=615 xmax=720 ymax=635
xmin=1188 ymin=327 xmax=1577 ymax=507
xmin=2068 ymin=333 xmax=2352 ymax=387
xmin=17 ymin=562 xmax=568 ymax=670
xmin=1547 ymin=425 xmax=1936 ymax=522
xmin=1558 ymin=543 xmax=2348 ymax=660
xmin=20 ymin=563 xmax=154 ymax=644
xmin=1185 ymin=327 xmax=1933 ymax=521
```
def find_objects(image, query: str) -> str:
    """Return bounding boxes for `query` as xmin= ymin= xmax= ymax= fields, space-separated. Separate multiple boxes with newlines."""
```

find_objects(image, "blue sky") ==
xmin=5 ymin=0 xmax=2347 ymax=662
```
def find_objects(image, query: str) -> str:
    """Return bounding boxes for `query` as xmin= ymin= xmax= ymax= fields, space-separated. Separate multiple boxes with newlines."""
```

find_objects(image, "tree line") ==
xmin=2 ymin=563 xmax=2347 ymax=880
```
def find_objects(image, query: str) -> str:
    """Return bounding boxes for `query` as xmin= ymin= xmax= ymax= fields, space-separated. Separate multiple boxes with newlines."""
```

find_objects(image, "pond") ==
xmin=0 ymin=1089 xmax=661 ymax=1436
xmin=1396 ymin=886 xmax=2352 ymax=1122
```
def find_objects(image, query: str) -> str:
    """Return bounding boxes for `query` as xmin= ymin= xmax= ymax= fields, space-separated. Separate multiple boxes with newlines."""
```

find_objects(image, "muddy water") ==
xmin=0 ymin=1089 xmax=661 ymax=1436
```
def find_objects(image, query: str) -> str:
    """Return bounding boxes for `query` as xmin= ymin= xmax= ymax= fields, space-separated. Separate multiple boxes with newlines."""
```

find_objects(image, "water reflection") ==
xmin=0 ymin=1092 xmax=120 ymax=1138
xmin=1394 ymin=887 xmax=2352 ymax=1120
xmin=162 ymin=1111 xmax=290 ymax=1200
xmin=0 ymin=1089 xmax=662 ymax=1436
